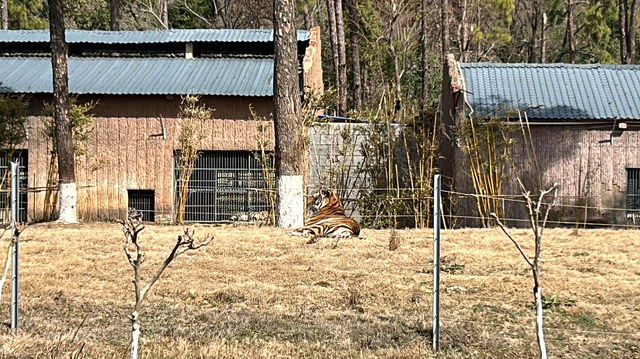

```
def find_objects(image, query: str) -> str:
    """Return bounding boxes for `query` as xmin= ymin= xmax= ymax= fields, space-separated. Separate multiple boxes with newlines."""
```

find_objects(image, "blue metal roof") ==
xmin=0 ymin=57 xmax=274 ymax=96
xmin=0 ymin=29 xmax=310 ymax=44
xmin=460 ymin=63 xmax=640 ymax=120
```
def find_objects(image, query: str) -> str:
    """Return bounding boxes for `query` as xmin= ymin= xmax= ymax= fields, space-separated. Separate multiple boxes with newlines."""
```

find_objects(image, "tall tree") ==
xmin=441 ymin=0 xmax=450 ymax=62
xmin=161 ymin=0 xmax=169 ymax=28
xmin=49 ymin=0 xmax=78 ymax=223
xmin=567 ymin=0 xmax=576 ymax=63
xmin=1 ymin=0 xmax=7 ymax=29
xmin=346 ymin=0 xmax=362 ymax=110
xmin=274 ymin=0 xmax=304 ymax=228
xmin=618 ymin=0 xmax=639 ymax=63
xmin=421 ymin=0 xmax=428 ymax=113
xmin=326 ymin=0 xmax=341 ymax=113
xmin=335 ymin=0 xmax=348 ymax=114
xmin=110 ymin=0 xmax=122 ymax=30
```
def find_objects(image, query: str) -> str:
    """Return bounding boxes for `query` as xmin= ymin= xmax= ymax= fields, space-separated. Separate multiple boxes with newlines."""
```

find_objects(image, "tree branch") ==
xmin=490 ymin=212 xmax=534 ymax=268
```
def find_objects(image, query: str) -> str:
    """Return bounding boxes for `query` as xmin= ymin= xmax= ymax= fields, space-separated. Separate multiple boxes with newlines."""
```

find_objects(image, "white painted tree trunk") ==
xmin=58 ymin=182 xmax=78 ymax=223
xmin=534 ymin=285 xmax=548 ymax=359
xmin=130 ymin=319 xmax=140 ymax=359
xmin=277 ymin=175 xmax=304 ymax=228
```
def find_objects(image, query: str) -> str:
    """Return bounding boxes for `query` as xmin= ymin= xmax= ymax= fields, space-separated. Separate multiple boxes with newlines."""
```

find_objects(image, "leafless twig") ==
xmin=119 ymin=209 xmax=213 ymax=359
xmin=491 ymin=182 xmax=557 ymax=359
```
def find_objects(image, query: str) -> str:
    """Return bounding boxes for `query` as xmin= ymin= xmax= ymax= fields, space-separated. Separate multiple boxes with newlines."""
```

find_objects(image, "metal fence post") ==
xmin=433 ymin=174 xmax=441 ymax=352
xmin=10 ymin=161 xmax=19 ymax=330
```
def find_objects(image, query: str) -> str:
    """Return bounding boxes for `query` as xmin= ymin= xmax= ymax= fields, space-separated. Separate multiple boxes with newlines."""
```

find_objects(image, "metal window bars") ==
xmin=0 ymin=151 xmax=28 ymax=224
xmin=174 ymin=151 xmax=274 ymax=223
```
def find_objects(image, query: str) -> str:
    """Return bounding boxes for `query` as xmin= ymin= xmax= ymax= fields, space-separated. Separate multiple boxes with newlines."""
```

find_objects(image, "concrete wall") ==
xmin=309 ymin=122 xmax=371 ymax=220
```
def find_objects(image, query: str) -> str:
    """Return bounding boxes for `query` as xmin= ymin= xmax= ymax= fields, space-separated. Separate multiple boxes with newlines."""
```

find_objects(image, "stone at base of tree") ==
xmin=57 ymin=182 xmax=78 ymax=223
xmin=277 ymin=175 xmax=303 ymax=228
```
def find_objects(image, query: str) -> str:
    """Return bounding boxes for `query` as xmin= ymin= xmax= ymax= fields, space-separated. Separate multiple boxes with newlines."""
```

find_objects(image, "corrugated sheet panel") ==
xmin=460 ymin=63 xmax=640 ymax=120
xmin=0 ymin=29 xmax=310 ymax=44
xmin=0 ymin=57 xmax=274 ymax=96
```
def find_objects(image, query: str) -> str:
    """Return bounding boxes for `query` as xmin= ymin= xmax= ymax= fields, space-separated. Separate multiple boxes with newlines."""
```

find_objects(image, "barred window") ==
xmin=626 ymin=168 xmax=640 ymax=213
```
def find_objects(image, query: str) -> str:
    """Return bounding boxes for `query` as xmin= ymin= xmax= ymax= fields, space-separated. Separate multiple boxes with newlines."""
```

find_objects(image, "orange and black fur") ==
xmin=292 ymin=189 xmax=360 ymax=237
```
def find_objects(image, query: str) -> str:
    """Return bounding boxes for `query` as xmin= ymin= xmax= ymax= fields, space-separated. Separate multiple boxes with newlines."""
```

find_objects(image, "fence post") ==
xmin=433 ymin=174 xmax=441 ymax=352
xmin=10 ymin=161 xmax=19 ymax=331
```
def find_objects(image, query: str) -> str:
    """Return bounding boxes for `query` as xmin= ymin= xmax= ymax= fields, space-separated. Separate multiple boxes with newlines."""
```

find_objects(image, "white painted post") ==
xmin=432 ymin=174 xmax=441 ymax=352
xmin=10 ymin=161 xmax=19 ymax=330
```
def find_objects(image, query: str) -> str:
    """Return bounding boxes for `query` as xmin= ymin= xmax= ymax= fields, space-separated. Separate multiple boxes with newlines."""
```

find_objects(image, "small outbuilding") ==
xmin=441 ymin=55 xmax=640 ymax=226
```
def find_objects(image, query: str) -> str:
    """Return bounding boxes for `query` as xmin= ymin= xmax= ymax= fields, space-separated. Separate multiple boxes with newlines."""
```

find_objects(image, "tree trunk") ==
xmin=346 ymin=0 xmax=362 ymax=110
xmin=129 ymin=312 xmax=140 ymax=359
xmin=441 ymin=0 xmax=450 ymax=62
xmin=110 ymin=0 xmax=122 ymax=30
xmin=541 ymin=13 xmax=547 ymax=63
xmin=567 ymin=0 xmax=576 ymax=63
xmin=326 ymin=0 xmax=340 ymax=113
xmin=49 ymin=0 xmax=77 ymax=224
xmin=457 ymin=0 xmax=469 ymax=62
xmin=161 ymin=0 xmax=169 ymax=29
xmin=619 ymin=0 xmax=629 ymax=63
xmin=628 ymin=0 xmax=639 ymax=63
xmin=335 ymin=0 xmax=348 ymax=114
xmin=1 ymin=0 xmax=7 ymax=30
xmin=421 ymin=0 xmax=429 ymax=113
xmin=274 ymin=0 xmax=304 ymax=228
xmin=533 ymin=272 xmax=548 ymax=359
xmin=528 ymin=4 xmax=539 ymax=63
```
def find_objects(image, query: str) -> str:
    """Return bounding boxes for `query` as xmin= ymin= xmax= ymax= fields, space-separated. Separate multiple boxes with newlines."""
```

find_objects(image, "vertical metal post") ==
xmin=432 ymin=174 xmax=441 ymax=352
xmin=10 ymin=161 xmax=19 ymax=330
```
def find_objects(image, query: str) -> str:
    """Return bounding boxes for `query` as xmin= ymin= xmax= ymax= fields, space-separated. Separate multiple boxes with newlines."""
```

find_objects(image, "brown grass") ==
xmin=0 ymin=224 xmax=639 ymax=358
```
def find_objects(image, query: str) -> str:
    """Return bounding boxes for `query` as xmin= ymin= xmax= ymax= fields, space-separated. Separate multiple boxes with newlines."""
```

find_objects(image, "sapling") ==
xmin=120 ymin=209 xmax=212 ymax=359
xmin=491 ymin=181 xmax=558 ymax=359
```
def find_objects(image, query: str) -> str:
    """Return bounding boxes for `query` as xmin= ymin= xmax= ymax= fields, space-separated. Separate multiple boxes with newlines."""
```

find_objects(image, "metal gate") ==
xmin=626 ymin=168 xmax=640 ymax=222
xmin=175 ymin=151 xmax=274 ymax=223
xmin=0 ymin=151 xmax=28 ymax=224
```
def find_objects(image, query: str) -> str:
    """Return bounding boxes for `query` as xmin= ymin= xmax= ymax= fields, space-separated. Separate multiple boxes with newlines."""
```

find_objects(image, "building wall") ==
xmin=453 ymin=125 xmax=640 ymax=225
xmin=24 ymin=115 xmax=275 ymax=222
xmin=26 ymin=94 xmax=275 ymax=119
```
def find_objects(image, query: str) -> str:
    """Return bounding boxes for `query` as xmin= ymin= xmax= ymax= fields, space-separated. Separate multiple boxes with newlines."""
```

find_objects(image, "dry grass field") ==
xmin=0 ymin=223 xmax=639 ymax=358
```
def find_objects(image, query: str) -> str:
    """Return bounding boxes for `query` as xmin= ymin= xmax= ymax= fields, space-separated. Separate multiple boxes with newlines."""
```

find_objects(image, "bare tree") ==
xmin=49 ymin=0 xmax=78 ymax=224
xmin=346 ymin=0 xmax=362 ymax=110
xmin=441 ymin=0 xmax=450 ymax=62
xmin=491 ymin=181 xmax=558 ymax=359
xmin=120 ymin=210 xmax=212 ymax=359
xmin=335 ymin=0 xmax=348 ymax=114
xmin=541 ymin=12 xmax=547 ymax=63
xmin=274 ymin=0 xmax=305 ymax=228
xmin=618 ymin=0 xmax=639 ymax=63
xmin=110 ymin=0 xmax=123 ymax=30
xmin=421 ymin=0 xmax=429 ymax=113
xmin=326 ymin=0 xmax=341 ymax=113
xmin=567 ymin=0 xmax=576 ymax=63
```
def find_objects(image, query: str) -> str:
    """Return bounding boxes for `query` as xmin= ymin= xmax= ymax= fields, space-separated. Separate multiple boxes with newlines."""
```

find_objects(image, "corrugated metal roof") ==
xmin=460 ymin=63 xmax=640 ymax=120
xmin=0 ymin=57 xmax=274 ymax=96
xmin=0 ymin=29 xmax=310 ymax=44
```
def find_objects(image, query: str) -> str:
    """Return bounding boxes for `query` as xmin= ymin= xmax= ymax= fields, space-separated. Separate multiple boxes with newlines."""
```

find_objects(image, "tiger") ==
xmin=291 ymin=189 xmax=360 ymax=238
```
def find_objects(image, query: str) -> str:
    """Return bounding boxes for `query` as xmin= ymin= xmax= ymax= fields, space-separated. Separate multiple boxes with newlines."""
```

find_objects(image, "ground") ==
xmin=0 ymin=224 xmax=639 ymax=358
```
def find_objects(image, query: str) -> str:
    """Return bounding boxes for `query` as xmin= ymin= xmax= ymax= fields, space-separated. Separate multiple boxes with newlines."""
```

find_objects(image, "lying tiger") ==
xmin=291 ymin=189 xmax=360 ymax=238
